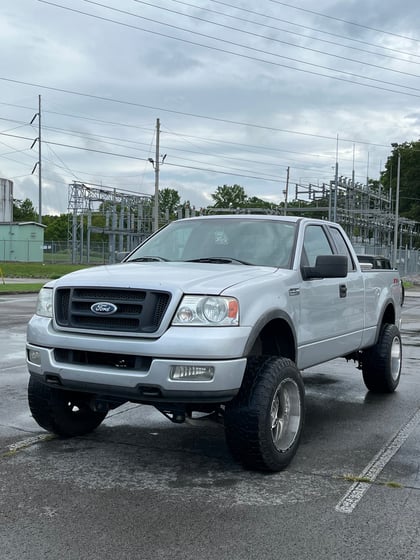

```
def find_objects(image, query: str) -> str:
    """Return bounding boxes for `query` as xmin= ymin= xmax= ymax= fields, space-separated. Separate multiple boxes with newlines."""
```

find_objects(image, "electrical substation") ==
xmin=68 ymin=182 xmax=153 ymax=264
xmin=288 ymin=175 xmax=419 ymax=263
xmin=66 ymin=174 xmax=420 ymax=274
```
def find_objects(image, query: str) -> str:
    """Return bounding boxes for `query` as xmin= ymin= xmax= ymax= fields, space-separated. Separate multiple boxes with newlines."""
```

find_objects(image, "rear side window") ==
xmin=329 ymin=227 xmax=356 ymax=271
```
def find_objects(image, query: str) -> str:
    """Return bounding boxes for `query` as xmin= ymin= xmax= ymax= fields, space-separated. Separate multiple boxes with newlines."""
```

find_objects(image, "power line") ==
xmin=268 ymin=0 xmax=420 ymax=43
xmin=1 ymin=124 xmax=375 ymax=199
xmin=0 ymin=100 xmax=156 ymax=134
xmin=205 ymin=0 xmax=420 ymax=58
xmin=37 ymin=1 xmax=420 ymax=98
xmin=162 ymin=128 xmax=341 ymax=160
xmin=43 ymin=142 xmax=81 ymax=181
xmin=0 ymin=107 xmax=386 ymax=184
xmin=0 ymin=105 xmax=391 ymax=194
xmin=0 ymin=77 xmax=394 ymax=146
xmin=38 ymin=121 xmax=334 ymax=172
xmin=166 ymin=0 xmax=420 ymax=66
xmin=0 ymin=110 xmax=376 ymax=182
xmin=0 ymin=130 xmax=291 ymax=183
xmin=78 ymin=0 xmax=420 ymax=88
xmin=127 ymin=0 xmax=420 ymax=78
xmin=0 ymin=100 xmax=390 ymax=151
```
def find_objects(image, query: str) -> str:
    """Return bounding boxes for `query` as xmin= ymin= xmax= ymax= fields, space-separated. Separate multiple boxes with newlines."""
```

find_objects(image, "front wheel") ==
xmin=362 ymin=324 xmax=402 ymax=393
xmin=28 ymin=376 xmax=108 ymax=437
xmin=224 ymin=356 xmax=305 ymax=472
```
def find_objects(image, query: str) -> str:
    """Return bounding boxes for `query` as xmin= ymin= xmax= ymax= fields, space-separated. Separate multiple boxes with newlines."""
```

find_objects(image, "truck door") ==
xmin=297 ymin=224 xmax=364 ymax=369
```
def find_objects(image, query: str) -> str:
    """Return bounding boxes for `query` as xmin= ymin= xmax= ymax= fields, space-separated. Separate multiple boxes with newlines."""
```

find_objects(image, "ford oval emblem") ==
xmin=91 ymin=302 xmax=118 ymax=315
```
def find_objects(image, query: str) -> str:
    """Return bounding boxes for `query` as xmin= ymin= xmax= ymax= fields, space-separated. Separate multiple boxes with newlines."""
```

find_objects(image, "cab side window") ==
xmin=302 ymin=225 xmax=333 ymax=267
xmin=329 ymin=227 xmax=355 ymax=271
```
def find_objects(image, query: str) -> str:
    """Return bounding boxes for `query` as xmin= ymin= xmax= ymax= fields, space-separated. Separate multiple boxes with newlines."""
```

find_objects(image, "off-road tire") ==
xmin=362 ymin=324 xmax=402 ymax=393
xmin=224 ymin=356 xmax=305 ymax=472
xmin=28 ymin=376 xmax=107 ymax=437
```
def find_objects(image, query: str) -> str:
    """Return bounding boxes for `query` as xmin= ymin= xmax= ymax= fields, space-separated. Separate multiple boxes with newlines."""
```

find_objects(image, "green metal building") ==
xmin=0 ymin=222 xmax=46 ymax=262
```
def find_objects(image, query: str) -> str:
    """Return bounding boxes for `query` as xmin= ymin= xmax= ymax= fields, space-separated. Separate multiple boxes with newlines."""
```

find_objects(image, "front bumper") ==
xmin=26 ymin=316 xmax=250 ymax=403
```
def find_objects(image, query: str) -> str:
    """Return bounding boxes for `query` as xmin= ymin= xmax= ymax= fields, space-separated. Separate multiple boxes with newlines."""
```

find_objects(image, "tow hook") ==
xmin=155 ymin=405 xmax=186 ymax=424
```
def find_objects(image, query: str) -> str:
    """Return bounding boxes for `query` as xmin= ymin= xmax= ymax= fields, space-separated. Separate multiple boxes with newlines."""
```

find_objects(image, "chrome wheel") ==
xmin=224 ymin=356 xmax=305 ymax=472
xmin=362 ymin=324 xmax=402 ymax=393
xmin=390 ymin=335 xmax=402 ymax=381
xmin=270 ymin=379 xmax=302 ymax=452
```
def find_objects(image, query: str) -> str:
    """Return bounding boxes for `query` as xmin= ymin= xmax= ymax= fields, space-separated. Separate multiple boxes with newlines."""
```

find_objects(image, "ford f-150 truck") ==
xmin=26 ymin=215 xmax=403 ymax=472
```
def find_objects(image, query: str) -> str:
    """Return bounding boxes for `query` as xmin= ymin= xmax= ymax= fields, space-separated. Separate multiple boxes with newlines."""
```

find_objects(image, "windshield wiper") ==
xmin=128 ymin=256 xmax=168 ymax=262
xmin=185 ymin=257 xmax=251 ymax=265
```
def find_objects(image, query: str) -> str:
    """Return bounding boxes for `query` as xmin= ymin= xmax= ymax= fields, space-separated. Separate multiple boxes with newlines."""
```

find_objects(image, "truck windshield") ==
xmin=126 ymin=218 xmax=296 ymax=268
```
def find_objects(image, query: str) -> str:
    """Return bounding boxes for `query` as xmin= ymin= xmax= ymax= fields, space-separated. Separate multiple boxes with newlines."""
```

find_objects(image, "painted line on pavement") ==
xmin=335 ymin=407 xmax=420 ymax=514
xmin=3 ymin=433 xmax=56 ymax=457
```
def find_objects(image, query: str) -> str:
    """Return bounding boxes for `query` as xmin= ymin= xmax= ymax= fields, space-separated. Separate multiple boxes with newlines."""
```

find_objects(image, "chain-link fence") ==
xmin=42 ymin=241 xmax=110 ymax=264
xmin=2 ymin=239 xmax=420 ymax=278
xmin=353 ymin=243 xmax=420 ymax=278
xmin=45 ymin=239 xmax=420 ymax=277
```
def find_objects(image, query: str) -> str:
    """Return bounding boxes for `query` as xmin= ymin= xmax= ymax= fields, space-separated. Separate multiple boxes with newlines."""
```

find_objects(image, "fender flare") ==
xmin=372 ymin=298 xmax=398 ymax=345
xmin=243 ymin=309 xmax=297 ymax=359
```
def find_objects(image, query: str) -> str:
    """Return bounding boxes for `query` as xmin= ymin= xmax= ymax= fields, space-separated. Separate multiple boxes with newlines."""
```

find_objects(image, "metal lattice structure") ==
xmin=67 ymin=177 xmax=420 ymax=270
xmin=289 ymin=176 xmax=419 ymax=250
xmin=68 ymin=182 xmax=153 ymax=264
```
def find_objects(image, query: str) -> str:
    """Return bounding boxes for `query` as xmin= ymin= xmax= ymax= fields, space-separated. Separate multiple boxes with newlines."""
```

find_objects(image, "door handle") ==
xmin=339 ymin=284 xmax=347 ymax=298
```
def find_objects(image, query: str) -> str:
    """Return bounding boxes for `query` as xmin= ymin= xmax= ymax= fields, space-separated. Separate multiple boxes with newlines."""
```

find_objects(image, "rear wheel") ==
xmin=28 ymin=376 xmax=107 ymax=436
xmin=224 ymin=356 xmax=305 ymax=472
xmin=362 ymin=324 xmax=402 ymax=393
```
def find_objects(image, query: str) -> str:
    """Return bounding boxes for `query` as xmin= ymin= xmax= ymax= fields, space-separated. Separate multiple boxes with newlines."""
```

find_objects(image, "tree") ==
xmin=13 ymin=198 xmax=38 ymax=222
xmin=245 ymin=196 xmax=274 ymax=209
xmin=211 ymin=184 xmax=248 ymax=208
xmin=159 ymin=188 xmax=181 ymax=219
xmin=380 ymin=140 xmax=420 ymax=222
xmin=43 ymin=214 xmax=69 ymax=241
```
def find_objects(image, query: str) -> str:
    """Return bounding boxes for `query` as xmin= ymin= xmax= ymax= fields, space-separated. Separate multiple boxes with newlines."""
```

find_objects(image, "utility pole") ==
xmin=333 ymin=134 xmax=339 ymax=222
xmin=148 ymin=118 xmax=167 ymax=232
xmin=30 ymin=95 xmax=42 ymax=224
xmin=154 ymin=118 xmax=160 ymax=232
xmin=284 ymin=166 xmax=289 ymax=216
xmin=392 ymin=151 xmax=401 ymax=268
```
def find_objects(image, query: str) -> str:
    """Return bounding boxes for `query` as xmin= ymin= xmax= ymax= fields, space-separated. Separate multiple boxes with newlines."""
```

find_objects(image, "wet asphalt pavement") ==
xmin=0 ymin=293 xmax=419 ymax=560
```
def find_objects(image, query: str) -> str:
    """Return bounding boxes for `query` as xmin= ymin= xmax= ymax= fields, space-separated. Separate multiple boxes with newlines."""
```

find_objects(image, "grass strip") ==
xmin=0 ymin=283 xmax=46 ymax=293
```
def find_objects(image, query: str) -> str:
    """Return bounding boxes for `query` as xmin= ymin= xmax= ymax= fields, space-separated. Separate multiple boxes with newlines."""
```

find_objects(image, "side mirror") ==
xmin=301 ymin=254 xmax=348 ymax=280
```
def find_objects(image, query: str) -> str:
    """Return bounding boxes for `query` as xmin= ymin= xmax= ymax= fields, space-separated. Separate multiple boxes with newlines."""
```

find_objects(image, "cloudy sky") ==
xmin=1 ymin=0 xmax=420 ymax=215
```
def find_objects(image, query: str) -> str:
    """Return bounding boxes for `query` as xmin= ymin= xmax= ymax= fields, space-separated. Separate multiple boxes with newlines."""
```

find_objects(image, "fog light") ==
xmin=170 ymin=365 xmax=214 ymax=381
xmin=28 ymin=349 xmax=41 ymax=365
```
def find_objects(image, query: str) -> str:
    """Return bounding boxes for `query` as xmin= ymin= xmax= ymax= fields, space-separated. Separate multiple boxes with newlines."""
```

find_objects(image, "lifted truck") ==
xmin=26 ymin=215 xmax=403 ymax=472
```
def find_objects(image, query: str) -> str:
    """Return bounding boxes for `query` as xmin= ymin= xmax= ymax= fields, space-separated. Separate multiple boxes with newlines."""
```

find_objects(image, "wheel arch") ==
xmin=373 ymin=300 xmax=397 ymax=343
xmin=244 ymin=311 xmax=297 ymax=362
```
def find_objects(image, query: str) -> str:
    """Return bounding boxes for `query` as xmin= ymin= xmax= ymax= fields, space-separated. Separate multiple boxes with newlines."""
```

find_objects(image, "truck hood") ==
xmin=51 ymin=262 xmax=278 ymax=294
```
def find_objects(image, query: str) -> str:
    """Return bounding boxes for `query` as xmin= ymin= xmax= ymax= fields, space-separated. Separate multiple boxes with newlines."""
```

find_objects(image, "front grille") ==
xmin=55 ymin=287 xmax=171 ymax=333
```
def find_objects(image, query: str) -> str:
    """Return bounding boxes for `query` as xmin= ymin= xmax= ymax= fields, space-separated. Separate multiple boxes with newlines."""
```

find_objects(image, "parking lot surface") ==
xmin=0 ymin=293 xmax=419 ymax=559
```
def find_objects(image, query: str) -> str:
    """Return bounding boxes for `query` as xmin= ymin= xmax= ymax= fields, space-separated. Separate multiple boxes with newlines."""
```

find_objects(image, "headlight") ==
xmin=36 ymin=287 xmax=53 ymax=318
xmin=172 ymin=295 xmax=239 ymax=326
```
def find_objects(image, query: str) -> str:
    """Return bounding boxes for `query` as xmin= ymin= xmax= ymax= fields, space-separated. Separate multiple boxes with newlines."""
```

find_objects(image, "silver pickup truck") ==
xmin=26 ymin=215 xmax=403 ymax=472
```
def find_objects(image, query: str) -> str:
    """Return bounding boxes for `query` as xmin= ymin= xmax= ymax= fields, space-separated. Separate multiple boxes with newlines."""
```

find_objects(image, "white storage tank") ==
xmin=0 ymin=178 xmax=13 ymax=222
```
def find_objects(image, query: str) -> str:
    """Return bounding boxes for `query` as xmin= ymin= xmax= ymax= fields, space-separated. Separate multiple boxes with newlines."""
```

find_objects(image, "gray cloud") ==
xmin=0 ymin=0 xmax=419 ymax=214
